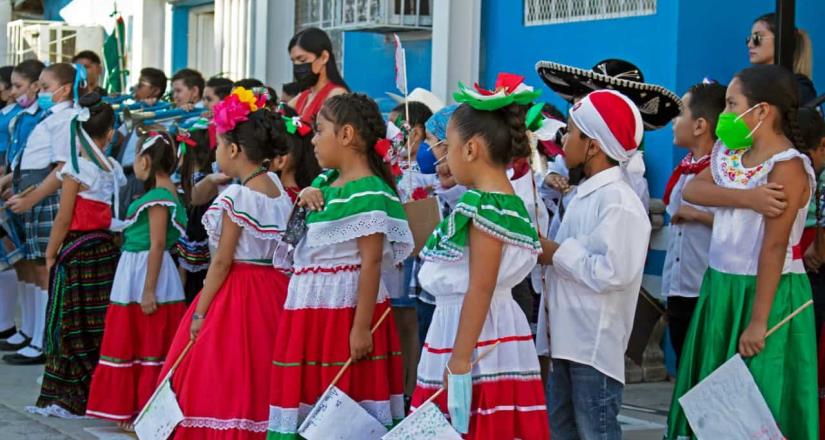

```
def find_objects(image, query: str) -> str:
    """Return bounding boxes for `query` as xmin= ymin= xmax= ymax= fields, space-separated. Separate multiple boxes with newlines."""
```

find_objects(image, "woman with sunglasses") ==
xmin=748 ymin=12 xmax=817 ymax=106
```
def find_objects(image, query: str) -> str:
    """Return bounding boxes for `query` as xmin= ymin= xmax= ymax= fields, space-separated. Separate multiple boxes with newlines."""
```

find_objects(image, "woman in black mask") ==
xmin=287 ymin=27 xmax=350 ymax=123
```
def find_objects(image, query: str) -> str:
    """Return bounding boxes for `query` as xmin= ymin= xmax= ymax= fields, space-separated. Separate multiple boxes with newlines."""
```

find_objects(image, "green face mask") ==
xmin=715 ymin=103 xmax=763 ymax=150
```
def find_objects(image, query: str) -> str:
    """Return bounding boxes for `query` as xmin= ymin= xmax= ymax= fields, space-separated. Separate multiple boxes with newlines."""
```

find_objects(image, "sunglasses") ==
xmin=746 ymin=33 xmax=773 ymax=47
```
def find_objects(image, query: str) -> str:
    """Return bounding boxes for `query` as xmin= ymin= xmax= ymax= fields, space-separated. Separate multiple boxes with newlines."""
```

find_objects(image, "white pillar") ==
xmin=430 ymin=0 xmax=481 ymax=104
xmin=249 ymin=0 xmax=294 ymax=91
xmin=0 ymin=0 xmax=11 ymax=64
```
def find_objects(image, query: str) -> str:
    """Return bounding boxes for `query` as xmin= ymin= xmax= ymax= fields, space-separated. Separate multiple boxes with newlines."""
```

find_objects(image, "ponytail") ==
xmin=794 ymin=29 xmax=814 ymax=79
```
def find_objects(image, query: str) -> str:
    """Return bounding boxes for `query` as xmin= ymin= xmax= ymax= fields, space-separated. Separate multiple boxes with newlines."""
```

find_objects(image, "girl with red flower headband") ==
xmin=159 ymin=87 xmax=294 ymax=439
xmin=268 ymin=93 xmax=414 ymax=438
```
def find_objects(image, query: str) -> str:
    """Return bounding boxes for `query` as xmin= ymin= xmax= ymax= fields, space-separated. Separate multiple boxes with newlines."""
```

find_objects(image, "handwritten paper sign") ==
xmin=298 ymin=386 xmax=388 ymax=440
xmin=679 ymin=354 xmax=783 ymax=440
xmin=134 ymin=377 xmax=185 ymax=440
xmin=383 ymin=402 xmax=462 ymax=440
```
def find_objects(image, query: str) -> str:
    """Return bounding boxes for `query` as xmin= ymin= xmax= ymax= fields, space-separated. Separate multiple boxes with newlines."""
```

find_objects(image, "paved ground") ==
xmin=0 ymin=359 xmax=671 ymax=439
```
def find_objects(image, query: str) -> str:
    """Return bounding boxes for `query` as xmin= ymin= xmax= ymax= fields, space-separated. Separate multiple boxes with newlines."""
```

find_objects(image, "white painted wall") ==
xmin=250 ymin=0 xmax=294 ymax=91
xmin=430 ymin=0 xmax=481 ymax=104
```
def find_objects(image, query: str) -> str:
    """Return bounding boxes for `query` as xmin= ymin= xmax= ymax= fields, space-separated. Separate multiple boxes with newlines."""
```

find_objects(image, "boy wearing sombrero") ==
xmin=538 ymin=90 xmax=651 ymax=439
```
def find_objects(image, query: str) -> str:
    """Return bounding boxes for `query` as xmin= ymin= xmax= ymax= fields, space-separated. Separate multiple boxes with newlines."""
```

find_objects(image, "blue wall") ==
xmin=342 ymin=32 xmax=432 ymax=113
xmin=169 ymin=0 xmax=214 ymax=73
xmin=480 ymin=0 xmax=679 ymax=198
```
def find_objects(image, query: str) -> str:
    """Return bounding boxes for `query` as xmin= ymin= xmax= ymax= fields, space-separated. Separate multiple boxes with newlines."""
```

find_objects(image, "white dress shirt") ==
xmin=661 ymin=169 xmax=712 ymax=299
xmin=543 ymin=166 xmax=651 ymax=384
xmin=19 ymin=101 xmax=75 ymax=170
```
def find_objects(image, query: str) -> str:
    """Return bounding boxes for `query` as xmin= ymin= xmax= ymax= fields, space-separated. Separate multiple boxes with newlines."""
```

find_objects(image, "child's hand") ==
xmin=544 ymin=173 xmax=571 ymax=193
xmin=190 ymin=317 xmax=204 ymax=341
xmin=804 ymin=245 xmax=823 ymax=272
xmin=349 ymin=325 xmax=373 ymax=361
xmin=208 ymin=173 xmax=232 ymax=186
xmin=747 ymin=183 xmax=787 ymax=217
xmin=671 ymin=205 xmax=701 ymax=224
xmin=738 ymin=320 xmax=767 ymax=357
xmin=298 ymin=187 xmax=325 ymax=211
xmin=140 ymin=291 xmax=158 ymax=315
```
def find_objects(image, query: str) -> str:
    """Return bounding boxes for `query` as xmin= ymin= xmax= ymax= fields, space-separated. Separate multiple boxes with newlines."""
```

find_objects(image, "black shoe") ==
xmin=0 ymin=326 xmax=16 ymax=339
xmin=0 ymin=333 xmax=30 ymax=351
xmin=3 ymin=351 xmax=45 ymax=365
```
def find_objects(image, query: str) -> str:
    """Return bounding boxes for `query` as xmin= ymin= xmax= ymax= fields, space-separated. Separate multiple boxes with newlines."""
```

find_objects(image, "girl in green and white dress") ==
xmin=667 ymin=65 xmax=818 ymax=439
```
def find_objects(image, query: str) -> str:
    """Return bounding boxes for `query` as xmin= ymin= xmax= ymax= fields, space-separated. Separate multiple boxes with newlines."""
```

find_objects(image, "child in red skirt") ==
xmin=86 ymin=130 xmax=187 ymax=428
xmin=268 ymin=93 xmax=414 ymax=438
xmin=159 ymin=87 xmax=293 ymax=439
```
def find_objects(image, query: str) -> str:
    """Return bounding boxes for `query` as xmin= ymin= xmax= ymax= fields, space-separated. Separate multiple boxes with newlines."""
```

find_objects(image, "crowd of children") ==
xmin=0 ymin=23 xmax=822 ymax=440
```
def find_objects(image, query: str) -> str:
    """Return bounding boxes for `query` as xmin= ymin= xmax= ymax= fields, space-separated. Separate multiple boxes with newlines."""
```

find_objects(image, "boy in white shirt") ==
xmin=538 ymin=90 xmax=651 ymax=439
xmin=662 ymin=82 xmax=725 ymax=362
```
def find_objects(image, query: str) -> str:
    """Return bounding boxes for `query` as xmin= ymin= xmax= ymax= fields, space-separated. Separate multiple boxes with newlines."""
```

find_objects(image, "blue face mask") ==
xmin=417 ymin=141 xmax=438 ymax=174
xmin=37 ymin=92 xmax=54 ymax=112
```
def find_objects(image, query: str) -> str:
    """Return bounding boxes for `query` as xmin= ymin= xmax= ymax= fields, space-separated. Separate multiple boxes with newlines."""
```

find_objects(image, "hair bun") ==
xmin=79 ymin=92 xmax=102 ymax=108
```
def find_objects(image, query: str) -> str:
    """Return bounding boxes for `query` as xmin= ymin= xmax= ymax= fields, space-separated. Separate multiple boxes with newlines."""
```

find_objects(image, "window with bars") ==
xmin=524 ymin=0 xmax=656 ymax=26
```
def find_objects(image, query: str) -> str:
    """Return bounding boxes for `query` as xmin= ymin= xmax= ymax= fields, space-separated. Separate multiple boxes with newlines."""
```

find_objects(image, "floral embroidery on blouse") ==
xmin=718 ymin=147 xmax=766 ymax=186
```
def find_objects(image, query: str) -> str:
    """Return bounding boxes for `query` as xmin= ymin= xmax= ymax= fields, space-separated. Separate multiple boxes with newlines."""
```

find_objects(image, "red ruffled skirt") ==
xmin=268 ymin=293 xmax=404 ymax=438
xmin=161 ymin=263 xmax=289 ymax=439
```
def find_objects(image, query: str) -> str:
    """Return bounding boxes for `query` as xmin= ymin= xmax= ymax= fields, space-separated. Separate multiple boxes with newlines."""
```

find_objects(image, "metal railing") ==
xmin=297 ymin=0 xmax=432 ymax=32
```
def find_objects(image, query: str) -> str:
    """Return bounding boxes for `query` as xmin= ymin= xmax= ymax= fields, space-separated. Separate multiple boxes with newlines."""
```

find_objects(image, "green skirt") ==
xmin=666 ymin=268 xmax=818 ymax=440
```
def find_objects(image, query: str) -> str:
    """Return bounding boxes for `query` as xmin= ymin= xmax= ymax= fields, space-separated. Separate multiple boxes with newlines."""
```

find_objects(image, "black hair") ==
xmin=71 ymin=50 xmax=101 ymax=65
xmin=44 ymin=63 xmax=78 ymax=98
xmin=686 ymin=82 xmax=727 ymax=140
xmin=140 ymin=67 xmax=167 ymax=98
xmin=206 ymin=77 xmax=233 ymax=99
xmin=234 ymin=78 xmax=264 ymax=89
xmin=78 ymin=92 xmax=115 ymax=139
xmin=451 ymin=103 xmax=531 ymax=166
xmin=288 ymin=28 xmax=350 ymax=91
xmin=13 ymin=59 xmax=45 ymax=84
xmin=265 ymin=86 xmax=279 ymax=109
xmin=179 ymin=128 xmax=214 ymax=206
xmin=736 ymin=65 xmax=803 ymax=149
xmin=319 ymin=93 xmax=397 ymax=192
xmin=280 ymin=105 xmax=321 ymax=188
xmin=172 ymin=68 xmax=205 ymax=97
xmin=136 ymin=128 xmax=178 ymax=191
xmin=282 ymin=81 xmax=302 ymax=99
xmin=798 ymin=107 xmax=825 ymax=229
xmin=391 ymin=102 xmax=433 ymax=128
xmin=799 ymin=107 xmax=825 ymax=152
xmin=224 ymin=109 xmax=289 ymax=165
xmin=541 ymin=103 xmax=565 ymax=121
xmin=0 ymin=66 xmax=12 ymax=89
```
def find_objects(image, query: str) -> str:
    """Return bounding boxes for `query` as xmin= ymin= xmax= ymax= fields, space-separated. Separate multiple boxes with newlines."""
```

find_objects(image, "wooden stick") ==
xmin=765 ymin=299 xmax=813 ymax=338
xmin=417 ymin=341 xmax=502 ymax=410
xmin=17 ymin=185 xmax=35 ymax=198
xmin=323 ymin=306 xmax=393 ymax=394
xmin=168 ymin=340 xmax=195 ymax=373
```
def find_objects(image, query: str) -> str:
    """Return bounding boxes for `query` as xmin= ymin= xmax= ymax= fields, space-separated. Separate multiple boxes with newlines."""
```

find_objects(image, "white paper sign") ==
xmin=383 ymin=402 xmax=462 ymax=440
xmin=134 ymin=378 xmax=185 ymax=440
xmin=298 ymin=386 xmax=388 ymax=440
xmin=679 ymin=354 xmax=783 ymax=440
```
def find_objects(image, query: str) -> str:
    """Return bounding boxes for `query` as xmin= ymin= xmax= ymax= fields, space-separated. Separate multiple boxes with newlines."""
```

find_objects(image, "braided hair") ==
xmin=224 ymin=109 xmax=289 ymax=166
xmin=450 ymin=102 xmax=531 ymax=166
xmin=318 ymin=93 xmax=397 ymax=193
xmin=179 ymin=128 xmax=213 ymax=207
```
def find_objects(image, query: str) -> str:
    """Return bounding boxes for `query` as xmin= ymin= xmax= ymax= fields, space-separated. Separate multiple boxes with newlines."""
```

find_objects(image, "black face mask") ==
xmin=293 ymin=61 xmax=320 ymax=91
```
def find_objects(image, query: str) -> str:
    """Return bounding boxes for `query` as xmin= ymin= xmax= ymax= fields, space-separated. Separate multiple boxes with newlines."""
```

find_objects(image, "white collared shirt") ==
xmin=19 ymin=101 xmax=76 ymax=170
xmin=543 ymin=166 xmax=651 ymax=384
xmin=661 ymin=168 xmax=712 ymax=299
